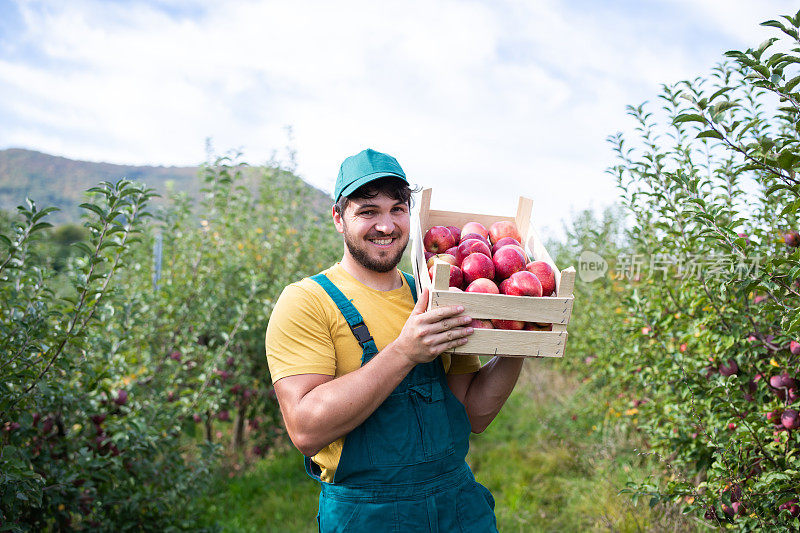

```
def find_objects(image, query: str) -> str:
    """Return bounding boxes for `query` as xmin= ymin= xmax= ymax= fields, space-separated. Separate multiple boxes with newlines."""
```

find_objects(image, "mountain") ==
xmin=0 ymin=148 xmax=332 ymax=225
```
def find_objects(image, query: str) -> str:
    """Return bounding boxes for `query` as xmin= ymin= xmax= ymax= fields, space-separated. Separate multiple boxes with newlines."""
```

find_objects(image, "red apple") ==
xmin=719 ymin=358 xmax=738 ymax=377
xmin=491 ymin=236 xmax=521 ymax=254
xmin=429 ymin=263 xmax=464 ymax=288
xmin=525 ymin=322 xmax=553 ymax=331
xmin=449 ymin=286 xmax=463 ymax=292
xmin=424 ymin=251 xmax=435 ymax=262
xmin=424 ymin=226 xmax=456 ymax=254
xmin=444 ymin=246 xmax=458 ymax=257
xmin=790 ymin=340 xmax=800 ymax=355
xmin=492 ymin=318 xmax=525 ymax=330
xmin=770 ymin=372 xmax=797 ymax=390
xmin=446 ymin=226 xmax=461 ymax=242
xmin=461 ymin=253 xmax=495 ymax=285
xmin=460 ymin=232 xmax=491 ymax=247
xmin=493 ymin=245 xmax=527 ymax=281
xmin=488 ymin=220 xmax=522 ymax=245
xmin=784 ymin=230 xmax=800 ymax=247
xmin=500 ymin=244 xmax=529 ymax=262
xmin=501 ymin=271 xmax=543 ymax=297
xmin=782 ymin=409 xmax=800 ymax=430
xmin=470 ymin=318 xmax=494 ymax=329
xmin=456 ymin=238 xmax=492 ymax=264
xmin=526 ymin=261 xmax=556 ymax=296
xmin=465 ymin=278 xmax=499 ymax=294
xmin=427 ymin=253 xmax=457 ymax=269
xmin=460 ymin=222 xmax=489 ymax=241
xmin=114 ymin=390 xmax=128 ymax=406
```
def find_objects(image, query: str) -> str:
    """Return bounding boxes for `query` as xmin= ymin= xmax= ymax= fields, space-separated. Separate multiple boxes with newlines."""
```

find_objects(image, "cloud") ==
xmin=0 ymin=0 xmax=797 ymax=240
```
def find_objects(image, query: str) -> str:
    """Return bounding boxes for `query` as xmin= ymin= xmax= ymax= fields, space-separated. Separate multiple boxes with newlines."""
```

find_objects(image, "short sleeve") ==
xmin=444 ymin=353 xmax=481 ymax=375
xmin=266 ymin=283 xmax=337 ymax=383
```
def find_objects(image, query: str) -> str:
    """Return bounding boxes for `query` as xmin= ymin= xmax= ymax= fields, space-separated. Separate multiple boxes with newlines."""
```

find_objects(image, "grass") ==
xmin=200 ymin=361 xmax=702 ymax=532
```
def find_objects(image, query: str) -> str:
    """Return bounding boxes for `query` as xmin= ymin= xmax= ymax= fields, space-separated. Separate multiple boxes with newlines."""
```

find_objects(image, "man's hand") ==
xmin=390 ymin=288 xmax=474 ymax=365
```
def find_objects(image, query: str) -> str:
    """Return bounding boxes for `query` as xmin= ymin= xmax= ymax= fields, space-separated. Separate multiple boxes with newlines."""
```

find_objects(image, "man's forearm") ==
xmin=283 ymin=343 xmax=415 ymax=456
xmin=462 ymin=356 xmax=524 ymax=433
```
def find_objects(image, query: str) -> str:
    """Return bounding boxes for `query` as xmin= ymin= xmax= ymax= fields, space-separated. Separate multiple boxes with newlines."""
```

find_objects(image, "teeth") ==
xmin=371 ymin=238 xmax=393 ymax=245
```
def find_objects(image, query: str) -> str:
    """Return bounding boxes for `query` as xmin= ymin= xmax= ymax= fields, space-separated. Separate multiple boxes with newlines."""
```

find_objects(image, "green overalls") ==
xmin=308 ymin=272 xmax=498 ymax=532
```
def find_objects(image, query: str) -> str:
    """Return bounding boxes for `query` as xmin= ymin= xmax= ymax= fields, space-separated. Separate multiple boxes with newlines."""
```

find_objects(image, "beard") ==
xmin=342 ymin=224 xmax=409 ymax=273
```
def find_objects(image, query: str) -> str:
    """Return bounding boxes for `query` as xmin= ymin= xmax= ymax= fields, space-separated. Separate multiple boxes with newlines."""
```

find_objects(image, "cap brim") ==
xmin=338 ymin=171 xmax=408 ymax=201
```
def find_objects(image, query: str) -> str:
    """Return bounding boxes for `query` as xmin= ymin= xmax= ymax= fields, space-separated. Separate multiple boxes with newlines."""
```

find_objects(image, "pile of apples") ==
xmin=422 ymin=220 xmax=556 ymax=330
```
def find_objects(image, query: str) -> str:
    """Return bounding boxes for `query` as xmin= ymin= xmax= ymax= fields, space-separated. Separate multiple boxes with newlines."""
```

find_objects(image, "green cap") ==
xmin=334 ymin=149 xmax=408 ymax=202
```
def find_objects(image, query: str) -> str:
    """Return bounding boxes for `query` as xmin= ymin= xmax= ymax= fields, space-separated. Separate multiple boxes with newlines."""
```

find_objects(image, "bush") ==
xmin=589 ymin=10 xmax=800 ymax=530
xmin=1 ymin=153 xmax=340 ymax=530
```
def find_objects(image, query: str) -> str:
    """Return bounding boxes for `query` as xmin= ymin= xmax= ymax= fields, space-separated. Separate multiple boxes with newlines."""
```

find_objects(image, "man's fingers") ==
xmin=418 ymin=304 xmax=466 ymax=324
xmin=427 ymin=327 xmax=474 ymax=349
xmin=410 ymin=288 xmax=429 ymax=316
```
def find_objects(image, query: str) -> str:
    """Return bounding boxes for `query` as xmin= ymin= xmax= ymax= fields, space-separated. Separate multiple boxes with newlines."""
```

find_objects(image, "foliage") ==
xmin=0 ymin=153 xmax=340 ymax=530
xmin=594 ymin=9 xmax=800 ymax=530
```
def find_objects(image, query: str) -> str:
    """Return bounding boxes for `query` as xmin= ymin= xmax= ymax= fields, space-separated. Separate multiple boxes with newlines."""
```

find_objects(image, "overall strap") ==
xmin=402 ymin=270 xmax=417 ymax=303
xmin=304 ymin=271 xmax=418 ymax=483
xmin=310 ymin=274 xmax=378 ymax=362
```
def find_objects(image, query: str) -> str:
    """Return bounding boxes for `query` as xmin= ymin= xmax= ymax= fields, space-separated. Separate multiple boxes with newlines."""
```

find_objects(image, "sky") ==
xmin=1 ymin=0 xmax=798 ymax=240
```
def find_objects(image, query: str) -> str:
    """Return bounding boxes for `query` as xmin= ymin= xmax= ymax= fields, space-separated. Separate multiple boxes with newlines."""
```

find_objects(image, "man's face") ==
xmin=334 ymin=192 xmax=410 ymax=273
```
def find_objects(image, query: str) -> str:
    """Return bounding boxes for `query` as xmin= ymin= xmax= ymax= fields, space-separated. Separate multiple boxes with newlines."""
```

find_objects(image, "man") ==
xmin=266 ymin=148 xmax=524 ymax=531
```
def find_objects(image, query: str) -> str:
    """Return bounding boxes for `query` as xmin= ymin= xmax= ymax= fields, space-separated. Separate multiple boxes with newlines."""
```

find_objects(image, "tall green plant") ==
xmin=602 ymin=10 xmax=800 ymax=530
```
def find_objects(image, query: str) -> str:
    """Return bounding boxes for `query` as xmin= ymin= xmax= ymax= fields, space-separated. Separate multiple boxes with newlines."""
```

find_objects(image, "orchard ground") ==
xmin=200 ymin=360 xmax=698 ymax=532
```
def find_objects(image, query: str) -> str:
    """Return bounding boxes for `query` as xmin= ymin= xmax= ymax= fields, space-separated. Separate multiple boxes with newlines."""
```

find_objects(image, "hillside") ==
xmin=0 ymin=148 xmax=332 ymax=225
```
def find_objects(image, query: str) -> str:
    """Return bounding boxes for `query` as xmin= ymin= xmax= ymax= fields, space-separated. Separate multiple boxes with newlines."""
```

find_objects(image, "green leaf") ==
xmin=673 ymin=113 xmax=707 ymax=125
xmin=31 ymin=206 xmax=59 ymax=223
xmin=762 ymin=19 xmax=787 ymax=29
xmin=757 ymin=37 xmax=779 ymax=55
xmin=708 ymin=86 xmax=733 ymax=102
xmin=712 ymin=101 xmax=738 ymax=114
xmin=696 ymin=130 xmax=723 ymax=140
xmin=79 ymin=203 xmax=106 ymax=219
xmin=785 ymin=74 xmax=800 ymax=93
xmin=30 ymin=222 xmax=53 ymax=233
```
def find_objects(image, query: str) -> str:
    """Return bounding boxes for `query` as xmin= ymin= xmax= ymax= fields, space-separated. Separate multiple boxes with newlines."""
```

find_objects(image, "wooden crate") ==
xmin=411 ymin=188 xmax=575 ymax=358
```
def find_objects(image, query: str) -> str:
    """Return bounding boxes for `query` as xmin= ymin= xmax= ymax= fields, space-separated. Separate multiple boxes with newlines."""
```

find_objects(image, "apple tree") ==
xmin=604 ymin=10 xmax=800 ymax=529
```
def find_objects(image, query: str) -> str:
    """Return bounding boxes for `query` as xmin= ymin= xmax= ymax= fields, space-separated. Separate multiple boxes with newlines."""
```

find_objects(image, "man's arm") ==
xmin=274 ymin=289 xmax=474 ymax=457
xmin=446 ymin=356 xmax=525 ymax=433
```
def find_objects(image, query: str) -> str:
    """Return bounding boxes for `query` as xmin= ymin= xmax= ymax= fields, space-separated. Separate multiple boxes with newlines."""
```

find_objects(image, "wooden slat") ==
xmin=557 ymin=266 xmax=576 ymax=298
xmin=411 ymin=202 xmax=431 ymax=299
xmin=451 ymin=329 xmax=567 ymax=357
xmin=426 ymin=210 xmax=514 ymax=231
xmin=515 ymin=197 xmax=533 ymax=244
xmin=432 ymin=261 xmax=451 ymax=291
xmin=525 ymin=223 xmax=561 ymax=291
xmin=431 ymin=290 xmax=573 ymax=324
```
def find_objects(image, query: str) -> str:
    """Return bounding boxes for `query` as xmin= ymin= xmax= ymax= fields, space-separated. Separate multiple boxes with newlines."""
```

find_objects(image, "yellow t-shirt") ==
xmin=265 ymin=263 xmax=480 ymax=481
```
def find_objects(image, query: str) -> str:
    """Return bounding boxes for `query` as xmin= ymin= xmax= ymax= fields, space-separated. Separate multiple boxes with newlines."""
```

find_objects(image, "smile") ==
xmin=368 ymin=238 xmax=395 ymax=246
